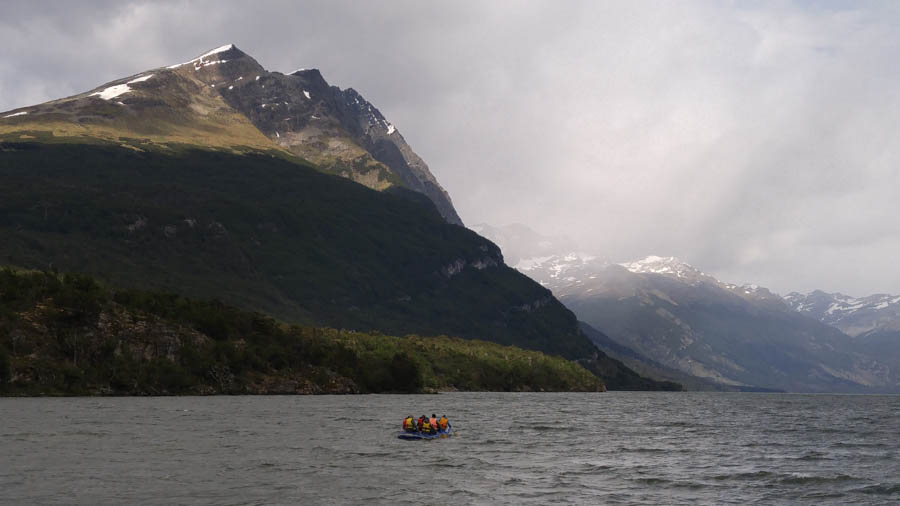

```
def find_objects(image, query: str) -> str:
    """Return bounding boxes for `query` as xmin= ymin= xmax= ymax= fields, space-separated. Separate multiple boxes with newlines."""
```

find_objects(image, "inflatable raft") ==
xmin=397 ymin=426 xmax=453 ymax=440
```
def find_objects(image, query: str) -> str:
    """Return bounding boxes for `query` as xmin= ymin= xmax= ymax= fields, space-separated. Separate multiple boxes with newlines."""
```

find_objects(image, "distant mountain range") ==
xmin=0 ymin=45 xmax=675 ymax=392
xmin=784 ymin=290 xmax=900 ymax=337
xmin=474 ymin=223 xmax=900 ymax=393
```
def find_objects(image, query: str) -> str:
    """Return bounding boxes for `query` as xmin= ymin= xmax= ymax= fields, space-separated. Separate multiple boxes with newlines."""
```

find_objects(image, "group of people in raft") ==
xmin=402 ymin=414 xmax=450 ymax=434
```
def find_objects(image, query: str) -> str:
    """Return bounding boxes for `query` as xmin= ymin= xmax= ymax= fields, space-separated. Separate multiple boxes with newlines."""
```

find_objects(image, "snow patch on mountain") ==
xmin=127 ymin=74 xmax=154 ymax=84
xmin=91 ymin=84 xmax=131 ymax=100
xmin=514 ymin=252 xmax=608 ymax=291
xmin=90 ymin=74 xmax=155 ymax=101
xmin=3 ymin=111 xmax=28 ymax=118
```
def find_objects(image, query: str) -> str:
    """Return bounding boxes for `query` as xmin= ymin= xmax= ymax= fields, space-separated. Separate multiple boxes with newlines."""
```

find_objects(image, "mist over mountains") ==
xmin=476 ymin=223 xmax=900 ymax=393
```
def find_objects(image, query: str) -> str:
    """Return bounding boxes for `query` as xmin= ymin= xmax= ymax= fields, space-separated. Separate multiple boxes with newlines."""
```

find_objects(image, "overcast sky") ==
xmin=2 ymin=0 xmax=899 ymax=295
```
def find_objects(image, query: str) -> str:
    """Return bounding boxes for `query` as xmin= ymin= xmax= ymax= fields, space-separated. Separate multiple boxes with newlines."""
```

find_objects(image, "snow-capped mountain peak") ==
xmin=783 ymin=290 xmax=900 ymax=336
xmin=510 ymin=252 xmax=608 ymax=291
xmin=620 ymin=255 xmax=703 ymax=279
xmin=515 ymin=252 xmax=601 ymax=274
xmin=167 ymin=43 xmax=240 ymax=70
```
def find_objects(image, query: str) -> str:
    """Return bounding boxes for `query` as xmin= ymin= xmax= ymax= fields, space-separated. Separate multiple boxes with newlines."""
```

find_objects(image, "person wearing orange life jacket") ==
xmin=402 ymin=415 xmax=416 ymax=433
xmin=438 ymin=415 xmax=449 ymax=431
xmin=429 ymin=414 xmax=438 ymax=433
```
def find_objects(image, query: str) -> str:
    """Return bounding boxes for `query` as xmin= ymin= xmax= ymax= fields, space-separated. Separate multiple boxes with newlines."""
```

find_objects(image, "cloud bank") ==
xmin=2 ymin=0 xmax=900 ymax=295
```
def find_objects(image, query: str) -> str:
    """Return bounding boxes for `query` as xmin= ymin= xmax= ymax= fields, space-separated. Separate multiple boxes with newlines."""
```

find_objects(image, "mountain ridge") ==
xmin=784 ymin=290 xmax=900 ymax=337
xmin=0 ymin=44 xmax=462 ymax=225
xmin=477 ymin=223 xmax=900 ymax=392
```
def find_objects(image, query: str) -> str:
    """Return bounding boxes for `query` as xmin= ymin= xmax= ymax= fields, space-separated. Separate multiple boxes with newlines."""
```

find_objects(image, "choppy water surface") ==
xmin=2 ymin=392 xmax=900 ymax=504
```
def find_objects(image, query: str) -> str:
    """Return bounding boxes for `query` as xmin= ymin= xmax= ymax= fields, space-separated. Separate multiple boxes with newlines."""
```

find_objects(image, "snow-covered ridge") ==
xmin=786 ymin=291 xmax=900 ymax=318
xmin=620 ymin=255 xmax=703 ymax=279
xmin=783 ymin=290 xmax=900 ymax=337
xmin=167 ymin=43 xmax=235 ymax=70
xmin=514 ymin=253 xmax=606 ymax=291
xmin=515 ymin=252 xmax=599 ymax=274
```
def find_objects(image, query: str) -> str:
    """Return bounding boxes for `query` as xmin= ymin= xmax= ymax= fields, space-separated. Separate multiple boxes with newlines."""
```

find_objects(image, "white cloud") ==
xmin=2 ymin=0 xmax=900 ymax=294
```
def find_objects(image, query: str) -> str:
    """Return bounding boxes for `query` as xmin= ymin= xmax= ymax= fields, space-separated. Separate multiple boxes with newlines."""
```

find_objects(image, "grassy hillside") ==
xmin=0 ymin=66 xmax=286 ymax=154
xmin=0 ymin=268 xmax=603 ymax=395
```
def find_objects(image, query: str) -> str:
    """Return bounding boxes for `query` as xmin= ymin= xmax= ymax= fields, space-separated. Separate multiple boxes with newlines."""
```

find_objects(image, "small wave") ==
xmin=794 ymin=451 xmax=832 ymax=461
xmin=576 ymin=463 xmax=614 ymax=473
xmin=777 ymin=473 xmax=858 ymax=485
xmin=349 ymin=451 xmax=394 ymax=458
xmin=832 ymin=441 xmax=888 ymax=448
xmin=629 ymin=476 xmax=708 ymax=490
xmin=632 ymin=477 xmax=671 ymax=486
xmin=854 ymin=483 xmax=900 ymax=495
xmin=520 ymin=425 xmax=569 ymax=432
xmin=616 ymin=446 xmax=668 ymax=454
xmin=711 ymin=470 xmax=777 ymax=481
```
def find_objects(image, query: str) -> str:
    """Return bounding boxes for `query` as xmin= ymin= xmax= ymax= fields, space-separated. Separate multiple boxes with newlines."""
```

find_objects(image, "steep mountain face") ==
xmin=182 ymin=45 xmax=461 ymax=224
xmin=784 ymin=290 xmax=900 ymax=384
xmin=0 ymin=44 xmax=462 ymax=225
xmin=0 ymin=46 xmax=596 ymax=362
xmin=478 ymin=223 xmax=900 ymax=392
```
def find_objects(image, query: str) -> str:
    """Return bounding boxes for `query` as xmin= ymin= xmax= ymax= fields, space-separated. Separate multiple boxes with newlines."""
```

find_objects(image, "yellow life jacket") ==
xmin=403 ymin=417 xmax=415 ymax=430
xmin=422 ymin=421 xmax=432 ymax=431
xmin=439 ymin=417 xmax=448 ymax=430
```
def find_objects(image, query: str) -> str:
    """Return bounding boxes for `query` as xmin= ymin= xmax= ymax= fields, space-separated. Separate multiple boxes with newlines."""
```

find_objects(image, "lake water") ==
xmin=2 ymin=392 xmax=899 ymax=505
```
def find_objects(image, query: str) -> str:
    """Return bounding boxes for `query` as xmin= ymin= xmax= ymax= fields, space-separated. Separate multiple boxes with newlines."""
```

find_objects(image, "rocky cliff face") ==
xmin=166 ymin=45 xmax=462 ymax=224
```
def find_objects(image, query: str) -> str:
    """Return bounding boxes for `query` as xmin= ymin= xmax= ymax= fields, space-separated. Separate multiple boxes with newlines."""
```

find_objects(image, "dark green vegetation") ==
xmin=0 ymin=268 xmax=602 ymax=395
xmin=0 ymin=142 xmax=677 ymax=392
xmin=0 ymin=142 xmax=588 ymax=355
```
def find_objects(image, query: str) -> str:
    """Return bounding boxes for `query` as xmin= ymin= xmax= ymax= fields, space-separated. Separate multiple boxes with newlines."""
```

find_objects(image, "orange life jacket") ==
xmin=429 ymin=417 xmax=437 ymax=429
xmin=439 ymin=417 xmax=448 ymax=430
